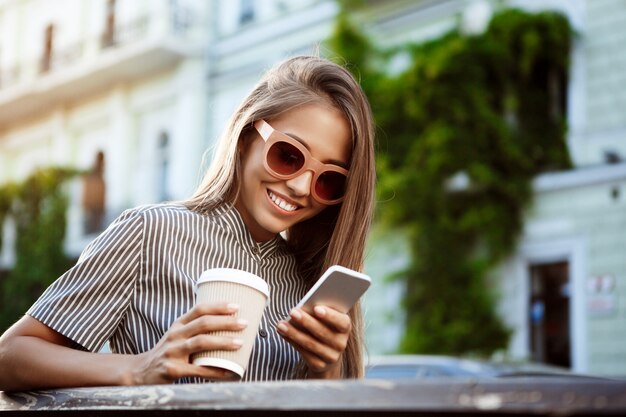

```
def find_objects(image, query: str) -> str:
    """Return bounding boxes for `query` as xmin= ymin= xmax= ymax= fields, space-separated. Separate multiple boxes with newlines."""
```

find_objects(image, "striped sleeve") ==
xmin=27 ymin=208 xmax=144 ymax=352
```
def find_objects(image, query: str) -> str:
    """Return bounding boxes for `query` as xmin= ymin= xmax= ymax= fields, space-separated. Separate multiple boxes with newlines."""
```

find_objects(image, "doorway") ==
xmin=528 ymin=261 xmax=571 ymax=368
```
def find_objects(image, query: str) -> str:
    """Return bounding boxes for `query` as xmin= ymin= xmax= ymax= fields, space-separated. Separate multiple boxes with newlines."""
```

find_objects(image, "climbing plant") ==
xmin=0 ymin=167 xmax=79 ymax=332
xmin=327 ymin=6 xmax=572 ymax=355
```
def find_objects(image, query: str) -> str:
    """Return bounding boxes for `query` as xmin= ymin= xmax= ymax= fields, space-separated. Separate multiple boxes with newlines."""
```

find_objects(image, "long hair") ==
xmin=184 ymin=56 xmax=376 ymax=378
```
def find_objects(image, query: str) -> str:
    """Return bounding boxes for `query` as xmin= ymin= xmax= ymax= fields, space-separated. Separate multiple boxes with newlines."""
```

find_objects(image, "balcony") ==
xmin=0 ymin=6 xmax=207 ymax=129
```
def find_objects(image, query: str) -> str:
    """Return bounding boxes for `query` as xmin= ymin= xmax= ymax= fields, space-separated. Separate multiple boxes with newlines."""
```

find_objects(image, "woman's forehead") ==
xmin=269 ymin=104 xmax=352 ymax=165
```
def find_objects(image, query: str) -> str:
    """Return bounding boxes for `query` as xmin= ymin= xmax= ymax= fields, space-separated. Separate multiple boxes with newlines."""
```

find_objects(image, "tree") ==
xmin=0 ymin=168 xmax=78 ymax=331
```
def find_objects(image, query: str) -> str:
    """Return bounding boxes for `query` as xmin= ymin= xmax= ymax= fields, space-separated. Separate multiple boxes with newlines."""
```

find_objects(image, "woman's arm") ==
xmin=0 ymin=315 xmax=137 ymax=390
xmin=0 ymin=303 xmax=246 ymax=392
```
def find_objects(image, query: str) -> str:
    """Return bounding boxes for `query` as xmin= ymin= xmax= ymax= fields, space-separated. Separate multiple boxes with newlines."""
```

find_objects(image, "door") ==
xmin=529 ymin=261 xmax=571 ymax=368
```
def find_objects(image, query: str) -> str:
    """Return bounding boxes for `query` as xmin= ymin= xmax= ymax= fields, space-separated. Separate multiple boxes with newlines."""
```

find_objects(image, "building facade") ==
xmin=1 ymin=0 xmax=624 ymax=375
xmin=0 ymin=0 xmax=211 ymax=260
xmin=324 ymin=0 xmax=626 ymax=376
xmin=494 ymin=0 xmax=626 ymax=375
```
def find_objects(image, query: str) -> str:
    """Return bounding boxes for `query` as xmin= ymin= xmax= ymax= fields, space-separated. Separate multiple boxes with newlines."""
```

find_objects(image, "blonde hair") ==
xmin=184 ymin=56 xmax=376 ymax=378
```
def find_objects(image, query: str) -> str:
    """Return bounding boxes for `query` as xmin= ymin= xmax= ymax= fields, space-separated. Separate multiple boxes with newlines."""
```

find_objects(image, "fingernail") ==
xmin=314 ymin=306 xmax=326 ymax=317
xmin=232 ymin=338 xmax=244 ymax=346
xmin=277 ymin=322 xmax=288 ymax=333
xmin=290 ymin=309 xmax=302 ymax=320
xmin=237 ymin=318 xmax=249 ymax=327
xmin=227 ymin=303 xmax=240 ymax=312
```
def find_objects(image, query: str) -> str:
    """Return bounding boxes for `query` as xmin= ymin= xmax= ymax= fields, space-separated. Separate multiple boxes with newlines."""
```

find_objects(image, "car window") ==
xmin=420 ymin=366 xmax=450 ymax=377
xmin=366 ymin=365 xmax=418 ymax=379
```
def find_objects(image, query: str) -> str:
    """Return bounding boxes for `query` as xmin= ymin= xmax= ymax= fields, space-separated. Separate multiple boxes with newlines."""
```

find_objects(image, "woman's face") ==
xmin=235 ymin=103 xmax=352 ymax=242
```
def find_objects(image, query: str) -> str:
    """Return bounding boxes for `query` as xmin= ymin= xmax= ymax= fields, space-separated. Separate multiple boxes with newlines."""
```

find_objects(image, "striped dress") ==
xmin=27 ymin=203 xmax=309 ymax=382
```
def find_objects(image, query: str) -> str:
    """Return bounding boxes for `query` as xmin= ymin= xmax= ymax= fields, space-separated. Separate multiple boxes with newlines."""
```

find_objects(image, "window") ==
xmin=239 ymin=0 xmax=255 ymax=25
xmin=102 ymin=0 xmax=117 ymax=48
xmin=157 ymin=131 xmax=171 ymax=202
xmin=41 ymin=23 xmax=54 ymax=73
xmin=81 ymin=151 xmax=106 ymax=235
xmin=169 ymin=0 xmax=190 ymax=34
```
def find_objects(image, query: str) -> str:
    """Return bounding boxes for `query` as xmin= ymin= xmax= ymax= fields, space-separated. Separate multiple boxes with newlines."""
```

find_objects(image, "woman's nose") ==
xmin=285 ymin=171 xmax=313 ymax=197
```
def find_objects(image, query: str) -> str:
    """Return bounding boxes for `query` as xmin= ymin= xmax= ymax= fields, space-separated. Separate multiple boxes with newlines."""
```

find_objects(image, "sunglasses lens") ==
xmin=267 ymin=141 xmax=305 ymax=175
xmin=315 ymin=171 xmax=347 ymax=202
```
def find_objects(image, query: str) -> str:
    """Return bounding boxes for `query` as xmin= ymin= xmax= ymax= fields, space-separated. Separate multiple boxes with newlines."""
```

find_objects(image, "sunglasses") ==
xmin=254 ymin=119 xmax=349 ymax=205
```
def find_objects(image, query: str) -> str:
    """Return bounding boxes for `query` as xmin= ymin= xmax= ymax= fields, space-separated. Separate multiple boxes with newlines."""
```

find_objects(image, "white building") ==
xmin=1 ymin=0 xmax=625 ymax=375
xmin=0 ymin=0 xmax=211 ymax=259
xmin=493 ymin=0 xmax=626 ymax=375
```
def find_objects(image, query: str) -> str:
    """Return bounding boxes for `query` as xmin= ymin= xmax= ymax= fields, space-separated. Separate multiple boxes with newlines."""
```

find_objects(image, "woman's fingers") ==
xmin=278 ymin=323 xmax=340 ymax=373
xmin=176 ymin=315 xmax=248 ymax=340
xmin=174 ymin=334 xmax=244 ymax=357
xmin=311 ymin=306 xmax=352 ymax=334
xmin=298 ymin=348 xmax=332 ymax=374
xmin=276 ymin=305 xmax=352 ymax=375
xmin=286 ymin=308 xmax=350 ymax=351
xmin=136 ymin=303 xmax=247 ymax=384
xmin=175 ymin=302 xmax=239 ymax=326
xmin=166 ymin=302 xmax=246 ymax=343
xmin=277 ymin=318 xmax=342 ymax=364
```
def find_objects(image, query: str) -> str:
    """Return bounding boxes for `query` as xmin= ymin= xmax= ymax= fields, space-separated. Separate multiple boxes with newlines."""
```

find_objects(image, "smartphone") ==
xmin=294 ymin=265 xmax=371 ymax=315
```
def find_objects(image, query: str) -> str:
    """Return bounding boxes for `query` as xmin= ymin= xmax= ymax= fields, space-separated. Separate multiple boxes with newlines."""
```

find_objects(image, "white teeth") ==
xmin=268 ymin=191 xmax=298 ymax=212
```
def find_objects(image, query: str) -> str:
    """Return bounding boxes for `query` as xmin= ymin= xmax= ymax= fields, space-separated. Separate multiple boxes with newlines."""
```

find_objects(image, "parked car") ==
xmin=365 ymin=355 xmax=592 ymax=380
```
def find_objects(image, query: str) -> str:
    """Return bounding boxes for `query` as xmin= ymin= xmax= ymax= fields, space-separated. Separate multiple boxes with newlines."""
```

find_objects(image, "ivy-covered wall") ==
xmin=327 ymin=7 xmax=572 ymax=355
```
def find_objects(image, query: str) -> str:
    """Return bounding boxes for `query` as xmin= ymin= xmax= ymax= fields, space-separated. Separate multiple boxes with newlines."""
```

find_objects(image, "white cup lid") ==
xmin=196 ymin=268 xmax=270 ymax=298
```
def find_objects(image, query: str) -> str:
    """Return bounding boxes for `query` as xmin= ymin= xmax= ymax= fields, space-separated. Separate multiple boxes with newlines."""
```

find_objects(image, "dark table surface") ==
xmin=1 ymin=376 xmax=625 ymax=416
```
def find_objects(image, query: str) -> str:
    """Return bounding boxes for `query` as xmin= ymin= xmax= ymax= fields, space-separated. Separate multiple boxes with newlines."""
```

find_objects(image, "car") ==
xmin=364 ymin=354 xmax=590 ymax=380
xmin=365 ymin=355 xmax=499 ymax=379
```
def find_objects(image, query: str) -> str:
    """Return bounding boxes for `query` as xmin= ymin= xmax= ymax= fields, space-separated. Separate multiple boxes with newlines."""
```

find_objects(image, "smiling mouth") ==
xmin=268 ymin=190 xmax=299 ymax=212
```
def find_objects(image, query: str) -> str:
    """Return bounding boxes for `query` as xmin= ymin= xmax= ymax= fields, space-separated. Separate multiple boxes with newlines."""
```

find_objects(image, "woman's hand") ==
xmin=276 ymin=305 xmax=351 ymax=379
xmin=128 ymin=302 xmax=247 ymax=385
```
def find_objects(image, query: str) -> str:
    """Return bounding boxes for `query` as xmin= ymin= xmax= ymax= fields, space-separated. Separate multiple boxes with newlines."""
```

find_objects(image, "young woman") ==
xmin=0 ymin=56 xmax=375 ymax=391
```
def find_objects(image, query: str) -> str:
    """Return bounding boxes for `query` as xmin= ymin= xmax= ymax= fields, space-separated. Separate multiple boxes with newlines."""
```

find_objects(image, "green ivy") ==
xmin=327 ymin=8 xmax=572 ymax=355
xmin=0 ymin=167 xmax=79 ymax=332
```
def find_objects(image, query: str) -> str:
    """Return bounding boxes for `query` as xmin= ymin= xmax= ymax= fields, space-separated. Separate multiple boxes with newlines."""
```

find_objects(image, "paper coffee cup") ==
xmin=191 ymin=268 xmax=270 ymax=378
